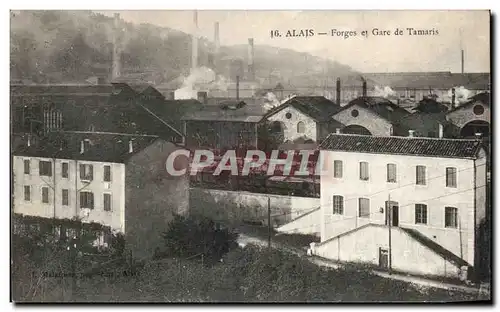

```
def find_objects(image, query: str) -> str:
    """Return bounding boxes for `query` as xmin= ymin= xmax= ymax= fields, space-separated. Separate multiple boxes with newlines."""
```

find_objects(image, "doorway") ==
xmin=385 ymin=201 xmax=399 ymax=226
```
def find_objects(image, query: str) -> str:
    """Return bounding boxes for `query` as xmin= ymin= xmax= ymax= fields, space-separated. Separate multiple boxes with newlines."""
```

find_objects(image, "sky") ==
xmin=101 ymin=10 xmax=490 ymax=73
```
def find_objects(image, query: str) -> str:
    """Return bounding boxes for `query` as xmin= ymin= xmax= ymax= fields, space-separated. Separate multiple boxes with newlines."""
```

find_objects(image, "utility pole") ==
xmin=267 ymin=196 xmax=271 ymax=249
xmin=388 ymin=193 xmax=392 ymax=275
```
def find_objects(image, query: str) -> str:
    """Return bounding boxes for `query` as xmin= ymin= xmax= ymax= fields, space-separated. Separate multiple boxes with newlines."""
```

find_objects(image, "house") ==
xmin=181 ymin=100 xmax=266 ymax=150
xmin=12 ymin=131 xmax=190 ymax=259
xmin=309 ymin=134 xmax=488 ymax=279
xmin=263 ymin=96 xmax=343 ymax=143
xmin=446 ymin=92 xmax=490 ymax=139
xmin=331 ymin=97 xmax=410 ymax=136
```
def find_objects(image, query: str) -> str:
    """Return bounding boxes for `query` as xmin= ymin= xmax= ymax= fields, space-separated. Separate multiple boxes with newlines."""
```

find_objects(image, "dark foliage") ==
xmin=160 ymin=214 xmax=239 ymax=264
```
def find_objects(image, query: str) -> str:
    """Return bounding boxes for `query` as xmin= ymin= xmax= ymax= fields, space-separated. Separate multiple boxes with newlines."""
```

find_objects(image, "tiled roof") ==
xmin=181 ymin=100 xmax=266 ymax=123
xmin=341 ymin=96 xmax=410 ymax=123
xmin=320 ymin=134 xmax=483 ymax=159
xmin=12 ymin=132 xmax=160 ymax=163
xmin=265 ymin=96 xmax=342 ymax=122
xmin=10 ymin=84 xmax=114 ymax=97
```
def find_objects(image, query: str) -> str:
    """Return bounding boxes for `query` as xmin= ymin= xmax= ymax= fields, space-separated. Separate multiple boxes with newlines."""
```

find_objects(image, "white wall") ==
xmin=319 ymin=150 xmax=482 ymax=266
xmin=267 ymin=106 xmax=317 ymax=142
xmin=13 ymin=156 xmax=126 ymax=233
xmin=312 ymin=224 xmax=461 ymax=278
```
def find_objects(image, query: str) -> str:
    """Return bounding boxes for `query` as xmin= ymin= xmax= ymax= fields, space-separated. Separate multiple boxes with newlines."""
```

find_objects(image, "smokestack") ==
xmin=336 ymin=78 xmax=341 ymax=105
xmin=112 ymin=13 xmax=121 ymax=80
xmin=191 ymin=10 xmax=199 ymax=71
xmin=438 ymin=123 xmax=444 ymax=139
xmin=236 ymin=75 xmax=240 ymax=100
xmin=247 ymin=38 xmax=255 ymax=81
xmin=451 ymin=88 xmax=456 ymax=108
xmin=461 ymin=50 xmax=465 ymax=74
xmin=214 ymin=22 xmax=220 ymax=65
xmin=362 ymin=79 xmax=367 ymax=97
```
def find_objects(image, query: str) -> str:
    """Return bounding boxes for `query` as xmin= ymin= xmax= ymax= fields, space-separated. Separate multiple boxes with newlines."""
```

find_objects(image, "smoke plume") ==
xmin=373 ymin=85 xmax=397 ymax=98
xmin=447 ymin=86 xmax=471 ymax=106
xmin=174 ymin=66 xmax=230 ymax=100
xmin=262 ymin=92 xmax=281 ymax=111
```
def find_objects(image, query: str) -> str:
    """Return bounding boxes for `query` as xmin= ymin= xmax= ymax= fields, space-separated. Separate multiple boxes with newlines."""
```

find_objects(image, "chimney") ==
xmin=191 ymin=10 xmax=199 ymax=71
xmin=27 ymin=134 xmax=31 ymax=147
xmin=461 ymin=50 xmax=465 ymax=74
xmin=129 ymin=140 xmax=133 ymax=153
xmin=451 ymin=88 xmax=456 ymax=108
xmin=112 ymin=13 xmax=121 ymax=81
xmin=247 ymin=38 xmax=255 ymax=81
xmin=408 ymin=130 xmax=415 ymax=137
xmin=214 ymin=22 xmax=220 ymax=65
xmin=438 ymin=123 xmax=444 ymax=139
xmin=236 ymin=75 xmax=240 ymax=100
xmin=167 ymin=91 xmax=175 ymax=100
xmin=197 ymin=91 xmax=208 ymax=104
xmin=362 ymin=79 xmax=367 ymax=97
xmin=475 ymin=133 xmax=483 ymax=139
xmin=336 ymin=128 xmax=341 ymax=134
xmin=336 ymin=78 xmax=341 ymax=106
xmin=80 ymin=140 xmax=85 ymax=154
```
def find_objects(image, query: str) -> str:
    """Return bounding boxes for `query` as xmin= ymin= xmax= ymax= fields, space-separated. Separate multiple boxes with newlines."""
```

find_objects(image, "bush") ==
xmin=160 ymin=215 xmax=239 ymax=264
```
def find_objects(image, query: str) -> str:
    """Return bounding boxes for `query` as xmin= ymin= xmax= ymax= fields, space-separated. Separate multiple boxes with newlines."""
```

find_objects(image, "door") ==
xmin=385 ymin=201 xmax=399 ymax=226
xmin=379 ymin=248 xmax=389 ymax=269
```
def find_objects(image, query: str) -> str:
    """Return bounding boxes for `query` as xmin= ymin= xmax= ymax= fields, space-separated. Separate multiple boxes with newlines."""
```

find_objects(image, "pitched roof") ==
xmin=181 ymin=100 xmax=266 ymax=123
xmin=265 ymin=96 xmax=342 ymax=122
xmin=10 ymin=84 xmax=113 ymax=97
xmin=340 ymin=96 xmax=410 ymax=123
xmin=363 ymin=72 xmax=490 ymax=90
xmin=12 ymin=132 xmax=161 ymax=163
xmin=447 ymin=92 xmax=491 ymax=114
xmin=320 ymin=133 xmax=483 ymax=159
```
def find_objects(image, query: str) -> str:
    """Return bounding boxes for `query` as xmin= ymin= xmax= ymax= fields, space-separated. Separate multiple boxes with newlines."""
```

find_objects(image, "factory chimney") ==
xmin=461 ymin=50 xmax=465 ymax=74
xmin=112 ymin=13 xmax=121 ymax=81
xmin=336 ymin=78 xmax=341 ymax=106
xmin=236 ymin=75 xmax=240 ymax=100
xmin=362 ymin=79 xmax=367 ymax=97
xmin=191 ymin=10 xmax=199 ymax=71
xmin=451 ymin=88 xmax=456 ymax=109
xmin=247 ymin=38 xmax=255 ymax=81
xmin=214 ymin=22 xmax=220 ymax=66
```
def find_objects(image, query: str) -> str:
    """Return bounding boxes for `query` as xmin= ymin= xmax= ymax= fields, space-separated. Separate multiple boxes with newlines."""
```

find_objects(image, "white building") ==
xmin=12 ymin=131 xmax=189 ymax=259
xmin=308 ymin=133 xmax=488 ymax=279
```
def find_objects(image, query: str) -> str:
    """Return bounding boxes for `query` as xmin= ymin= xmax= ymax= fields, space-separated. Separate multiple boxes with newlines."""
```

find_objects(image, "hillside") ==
xmin=10 ymin=10 xmax=358 ymax=87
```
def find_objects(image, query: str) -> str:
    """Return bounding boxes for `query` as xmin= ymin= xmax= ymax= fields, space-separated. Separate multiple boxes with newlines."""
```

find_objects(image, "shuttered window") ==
xmin=358 ymin=198 xmax=370 ymax=218
xmin=415 ymin=204 xmax=427 ymax=224
xmin=41 ymin=187 xmax=49 ymax=204
xmin=446 ymin=167 xmax=457 ymax=188
xmin=104 ymin=194 xmax=112 ymax=211
xmin=62 ymin=162 xmax=69 ymax=178
xmin=80 ymin=164 xmax=94 ymax=181
xmin=24 ymin=159 xmax=30 ymax=174
xmin=80 ymin=192 xmax=94 ymax=209
xmin=360 ymin=162 xmax=369 ymax=181
xmin=62 ymin=189 xmax=69 ymax=206
xmin=104 ymin=165 xmax=111 ymax=182
xmin=387 ymin=163 xmax=397 ymax=183
xmin=416 ymin=165 xmax=426 ymax=185
xmin=333 ymin=160 xmax=343 ymax=178
xmin=445 ymin=207 xmax=458 ymax=228
xmin=333 ymin=195 xmax=344 ymax=215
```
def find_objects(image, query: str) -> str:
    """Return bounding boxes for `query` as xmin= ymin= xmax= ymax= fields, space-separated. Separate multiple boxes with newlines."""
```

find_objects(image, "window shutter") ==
xmin=90 ymin=192 xmax=94 ymax=208
xmin=80 ymin=164 xmax=85 ymax=179
xmin=89 ymin=165 xmax=94 ymax=180
xmin=80 ymin=192 xmax=84 ymax=208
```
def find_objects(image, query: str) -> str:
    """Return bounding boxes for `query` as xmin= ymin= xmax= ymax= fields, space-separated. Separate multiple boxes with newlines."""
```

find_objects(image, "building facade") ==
xmin=12 ymin=132 xmax=190 ymax=259
xmin=310 ymin=134 xmax=488 ymax=279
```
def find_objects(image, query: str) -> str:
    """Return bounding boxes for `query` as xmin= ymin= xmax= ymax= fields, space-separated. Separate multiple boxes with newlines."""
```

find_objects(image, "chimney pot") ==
xmin=336 ymin=128 xmax=341 ymax=134
xmin=129 ymin=140 xmax=134 ymax=153
xmin=438 ymin=123 xmax=444 ymax=138
xmin=27 ymin=134 xmax=31 ymax=147
xmin=80 ymin=140 xmax=85 ymax=154
xmin=408 ymin=130 xmax=415 ymax=137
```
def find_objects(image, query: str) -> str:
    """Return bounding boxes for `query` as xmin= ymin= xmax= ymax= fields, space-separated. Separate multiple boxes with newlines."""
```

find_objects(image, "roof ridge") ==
xmin=325 ymin=133 xmax=482 ymax=142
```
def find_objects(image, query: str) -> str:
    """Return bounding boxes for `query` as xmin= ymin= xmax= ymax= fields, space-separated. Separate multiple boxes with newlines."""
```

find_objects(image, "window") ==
xmin=358 ymin=198 xmax=370 ymax=218
xmin=445 ymin=207 xmax=458 ymax=228
xmin=359 ymin=162 xmax=369 ymax=181
xmin=333 ymin=160 xmax=343 ymax=178
xmin=387 ymin=163 xmax=397 ymax=183
xmin=297 ymin=121 xmax=305 ymax=134
xmin=62 ymin=162 xmax=69 ymax=178
xmin=415 ymin=204 xmax=427 ymax=224
xmin=104 ymin=165 xmax=111 ymax=182
xmin=39 ymin=161 xmax=52 ymax=177
xmin=473 ymin=105 xmax=484 ymax=116
xmin=285 ymin=112 xmax=292 ymax=119
xmin=62 ymin=189 xmax=69 ymax=206
xmin=333 ymin=195 xmax=344 ymax=215
xmin=416 ymin=165 xmax=426 ymax=185
xmin=24 ymin=159 xmax=30 ymax=174
xmin=80 ymin=192 xmax=94 ymax=209
xmin=446 ymin=167 xmax=457 ymax=188
xmin=351 ymin=109 xmax=359 ymax=117
xmin=41 ymin=187 xmax=49 ymax=204
xmin=80 ymin=164 xmax=94 ymax=181
xmin=103 ymin=193 xmax=112 ymax=211
xmin=24 ymin=186 xmax=31 ymax=201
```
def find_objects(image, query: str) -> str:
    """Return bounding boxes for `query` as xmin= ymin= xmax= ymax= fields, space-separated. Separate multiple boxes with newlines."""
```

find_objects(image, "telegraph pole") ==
xmin=267 ymin=196 xmax=271 ymax=249
xmin=388 ymin=193 xmax=392 ymax=275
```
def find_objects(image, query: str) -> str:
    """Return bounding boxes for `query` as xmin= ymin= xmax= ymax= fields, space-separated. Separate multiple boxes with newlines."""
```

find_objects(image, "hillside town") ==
xmin=10 ymin=10 xmax=491 ymax=302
